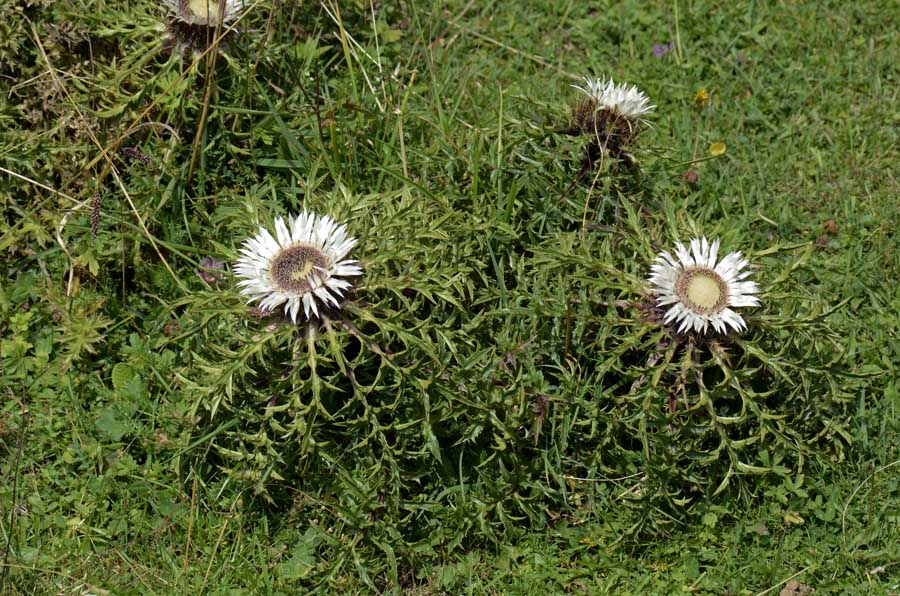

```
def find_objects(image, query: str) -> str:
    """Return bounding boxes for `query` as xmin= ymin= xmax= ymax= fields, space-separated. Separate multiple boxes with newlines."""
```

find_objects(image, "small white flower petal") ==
xmin=288 ymin=297 xmax=301 ymax=323
xmin=674 ymin=242 xmax=695 ymax=268
xmin=274 ymin=217 xmax=291 ymax=247
xmin=303 ymin=292 xmax=316 ymax=319
xmin=313 ymin=286 xmax=338 ymax=307
xmin=707 ymin=239 xmax=720 ymax=269
xmin=325 ymin=277 xmax=352 ymax=293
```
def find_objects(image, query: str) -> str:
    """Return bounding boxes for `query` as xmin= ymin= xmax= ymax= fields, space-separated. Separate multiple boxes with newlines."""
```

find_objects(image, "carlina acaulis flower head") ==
xmin=163 ymin=0 xmax=246 ymax=26
xmin=571 ymin=76 xmax=655 ymax=153
xmin=162 ymin=0 xmax=248 ymax=56
xmin=234 ymin=212 xmax=363 ymax=323
xmin=648 ymin=237 xmax=760 ymax=335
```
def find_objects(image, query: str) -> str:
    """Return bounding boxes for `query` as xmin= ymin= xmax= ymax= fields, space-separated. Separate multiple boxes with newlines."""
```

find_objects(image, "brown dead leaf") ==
xmin=780 ymin=580 xmax=815 ymax=596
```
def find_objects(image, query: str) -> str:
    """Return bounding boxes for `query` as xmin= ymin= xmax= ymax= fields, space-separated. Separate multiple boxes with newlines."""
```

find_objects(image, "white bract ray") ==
xmin=572 ymin=76 xmax=655 ymax=122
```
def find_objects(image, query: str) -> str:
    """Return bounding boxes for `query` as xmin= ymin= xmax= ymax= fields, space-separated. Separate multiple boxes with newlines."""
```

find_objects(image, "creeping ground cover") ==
xmin=2 ymin=0 xmax=899 ymax=594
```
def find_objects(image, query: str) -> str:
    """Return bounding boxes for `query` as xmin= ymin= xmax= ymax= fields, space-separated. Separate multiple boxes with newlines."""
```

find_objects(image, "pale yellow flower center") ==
xmin=685 ymin=273 xmax=721 ymax=309
xmin=675 ymin=267 xmax=727 ymax=315
xmin=188 ymin=0 xmax=223 ymax=20
xmin=291 ymin=260 xmax=316 ymax=281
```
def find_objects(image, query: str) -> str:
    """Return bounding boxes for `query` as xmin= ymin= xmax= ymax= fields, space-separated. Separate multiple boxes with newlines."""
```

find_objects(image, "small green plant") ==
xmin=173 ymin=181 xmax=870 ymax=562
xmin=516 ymin=212 xmax=867 ymax=517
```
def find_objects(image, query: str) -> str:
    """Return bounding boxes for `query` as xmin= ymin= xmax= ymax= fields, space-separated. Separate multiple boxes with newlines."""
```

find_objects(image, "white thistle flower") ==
xmin=572 ymin=76 xmax=655 ymax=122
xmin=648 ymin=237 xmax=760 ymax=335
xmin=234 ymin=212 xmax=363 ymax=323
xmin=163 ymin=0 xmax=246 ymax=26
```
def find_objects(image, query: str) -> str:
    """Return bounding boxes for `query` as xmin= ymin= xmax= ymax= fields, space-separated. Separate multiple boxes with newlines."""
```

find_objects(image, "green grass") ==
xmin=2 ymin=0 xmax=899 ymax=594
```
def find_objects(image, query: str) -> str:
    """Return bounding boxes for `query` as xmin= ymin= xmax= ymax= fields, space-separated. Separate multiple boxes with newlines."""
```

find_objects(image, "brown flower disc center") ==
xmin=675 ymin=267 xmax=728 ymax=315
xmin=270 ymin=244 xmax=330 ymax=294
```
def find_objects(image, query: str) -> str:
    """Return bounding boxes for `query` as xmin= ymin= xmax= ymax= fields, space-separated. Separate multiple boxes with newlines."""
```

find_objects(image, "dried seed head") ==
xmin=120 ymin=146 xmax=152 ymax=165
xmin=90 ymin=191 xmax=102 ymax=241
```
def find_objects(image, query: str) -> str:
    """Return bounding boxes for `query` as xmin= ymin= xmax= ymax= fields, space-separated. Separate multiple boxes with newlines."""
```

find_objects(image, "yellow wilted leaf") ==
xmin=709 ymin=142 xmax=727 ymax=156
xmin=783 ymin=511 xmax=805 ymax=525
